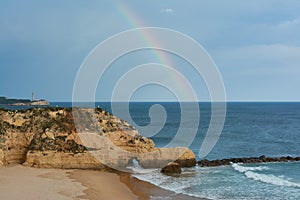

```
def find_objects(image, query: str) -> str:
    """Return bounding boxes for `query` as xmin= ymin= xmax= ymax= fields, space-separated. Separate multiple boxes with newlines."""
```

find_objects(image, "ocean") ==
xmin=3 ymin=102 xmax=300 ymax=199
xmin=123 ymin=102 xmax=300 ymax=200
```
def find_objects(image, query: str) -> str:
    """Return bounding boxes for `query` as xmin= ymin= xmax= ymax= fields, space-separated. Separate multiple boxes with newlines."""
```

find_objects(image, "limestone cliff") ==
xmin=0 ymin=107 xmax=196 ymax=169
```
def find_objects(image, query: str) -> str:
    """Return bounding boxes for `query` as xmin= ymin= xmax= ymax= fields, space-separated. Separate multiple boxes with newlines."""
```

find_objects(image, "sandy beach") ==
xmin=0 ymin=165 xmax=204 ymax=200
xmin=0 ymin=165 xmax=137 ymax=200
xmin=68 ymin=169 xmax=138 ymax=200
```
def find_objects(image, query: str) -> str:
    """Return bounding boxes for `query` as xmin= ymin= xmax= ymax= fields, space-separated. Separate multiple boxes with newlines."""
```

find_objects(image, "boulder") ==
xmin=161 ymin=162 xmax=181 ymax=174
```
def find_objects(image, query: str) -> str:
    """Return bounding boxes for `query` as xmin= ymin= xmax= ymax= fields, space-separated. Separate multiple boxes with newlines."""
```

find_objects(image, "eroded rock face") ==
xmin=0 ymin=149 xmax=7 ymax=167
xmin=23 ymin=151 xmax=106 ymax=169
xmin=0 ymin=118 xmax=34 ymax=165
xmin=104 ymin=131 xmax=155 ymax=153
xmin=0 ymin=107 xmax=196 ymax=169
xmin=138 ymin=147 xmax=196 ymax=168
xmin=0 ymin=108 xmax=76 ymax=165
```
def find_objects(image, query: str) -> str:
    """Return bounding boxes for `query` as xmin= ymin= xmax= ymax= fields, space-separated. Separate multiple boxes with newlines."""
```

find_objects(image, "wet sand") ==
xmin=119 ymin=172 xmax=205 ymax=200
xmin=68 ymin=169 xmax=138 ymax=200
xmin=70 ymin=169 xmax=205 ymax=200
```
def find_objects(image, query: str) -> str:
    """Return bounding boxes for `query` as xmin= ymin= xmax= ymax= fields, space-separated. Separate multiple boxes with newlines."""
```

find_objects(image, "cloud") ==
xmin=276 ymin=18 xmax=300 ymax=28
xmin=160 ymin=8 xmax=174 ymax=14
xmin=213 ymin=44 xmax=300 ymax=75
xmin=212 ymin=44 xmax=300 ymax=101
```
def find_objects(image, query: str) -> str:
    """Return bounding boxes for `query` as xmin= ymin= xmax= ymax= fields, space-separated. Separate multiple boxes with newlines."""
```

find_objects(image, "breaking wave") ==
xmin=231 ymin=163 xmax=269 ymax=173
xmin=127 ymin=159 xmax=158 ymax=174
xmin=232 ymin=163 xmax=300 ymax=188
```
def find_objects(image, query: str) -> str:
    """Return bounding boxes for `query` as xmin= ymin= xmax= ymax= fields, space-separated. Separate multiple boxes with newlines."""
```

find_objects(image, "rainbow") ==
xmin=113 ymin=2 xmax=194 ymax=100
xmin=115 ymin=2 xmax=173 ymax=65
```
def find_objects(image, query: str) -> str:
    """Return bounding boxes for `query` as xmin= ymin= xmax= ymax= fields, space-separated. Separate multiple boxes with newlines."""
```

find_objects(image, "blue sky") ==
xmin=1 ymin=0 xmax=300 ymax=101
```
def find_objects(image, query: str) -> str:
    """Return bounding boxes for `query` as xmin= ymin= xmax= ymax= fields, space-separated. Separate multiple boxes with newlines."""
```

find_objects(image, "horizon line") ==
xmin=53 ymin=100 xmax=300 ymax=103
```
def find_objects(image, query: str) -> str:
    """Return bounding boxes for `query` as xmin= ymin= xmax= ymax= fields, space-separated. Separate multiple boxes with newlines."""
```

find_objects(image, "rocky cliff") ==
xmin=0 ymin=107 xmax=196 ymax=170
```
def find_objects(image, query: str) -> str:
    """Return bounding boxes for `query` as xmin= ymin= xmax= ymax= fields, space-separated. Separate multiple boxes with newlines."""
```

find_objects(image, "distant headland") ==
xmin=0 ymin=93 xmax=49 ymax=106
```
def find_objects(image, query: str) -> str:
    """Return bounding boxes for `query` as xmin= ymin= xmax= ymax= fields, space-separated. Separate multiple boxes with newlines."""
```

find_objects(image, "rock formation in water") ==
xmin=197 ymin=155 xmax=300 ymax=167
xmin=161 ymin=162 xmax=182 ymax=174
xmin=0 ymin=107 xmax=196 ymax=170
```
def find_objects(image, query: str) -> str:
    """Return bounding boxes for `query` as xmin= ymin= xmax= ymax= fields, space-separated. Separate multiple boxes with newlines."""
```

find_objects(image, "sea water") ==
xmin=133 ymin=162 xmax=300 ymax=199
xmin=109 ymin=102 xmax=300 ymax=199
xmin=4 ymin=102 xmax=300 ymax=199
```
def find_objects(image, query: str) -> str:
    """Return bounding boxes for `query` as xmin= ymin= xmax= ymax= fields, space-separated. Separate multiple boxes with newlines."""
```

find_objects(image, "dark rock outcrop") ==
xmin=198 ymin=155 xmax=300 ymax=167
xmin=161 ymin=162 xmax=182 ymax=174
xmin=175 ymin=152 xmax=197 ymax=168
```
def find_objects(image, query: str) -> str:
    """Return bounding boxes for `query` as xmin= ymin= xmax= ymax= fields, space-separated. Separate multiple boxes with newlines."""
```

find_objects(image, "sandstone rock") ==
xmin=161 ymin=162 xmax=181 ymax=174
xmin=0 ymin=149 xmax=7 ymax=166
xmin=104 ymin=131 xmax=155 ymax=153
xmin=44 ymin=131 xmax=55 ymax=140
xmin=23 ymin=150 xmax=107 ymax=169
xmin=5 ymin=148 xmax=27 ymax=164
xmin=0 ymin=107 xmax=197 ymax=170
xmin=138 ymin=147 xmax=196 ymax=168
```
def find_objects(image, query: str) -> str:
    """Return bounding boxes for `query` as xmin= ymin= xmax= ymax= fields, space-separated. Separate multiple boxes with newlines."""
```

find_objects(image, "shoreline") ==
xmin=3 ymin=162 xmax=298 ymax=199
xmin=0 ymin=164 xmax=205 ymax=200
xmin=119 ymin=172 xmax=206 ymax=200
xmin=69 ymin=168 xmax=206 ymax=200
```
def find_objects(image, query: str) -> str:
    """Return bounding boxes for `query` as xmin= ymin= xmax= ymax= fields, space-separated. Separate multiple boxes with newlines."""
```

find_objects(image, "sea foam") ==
xmin=231 ymin=163 xmax=269 ymax=173
xmin=232 ymin=163 xmax=300 ymax=188
xmin=245 ymin=171 xmax=300 ymax=188
xmin=127 ymin=159 xmax=158 ymax=174
xmin=132 ymin=168 xmax=203 ymax=199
